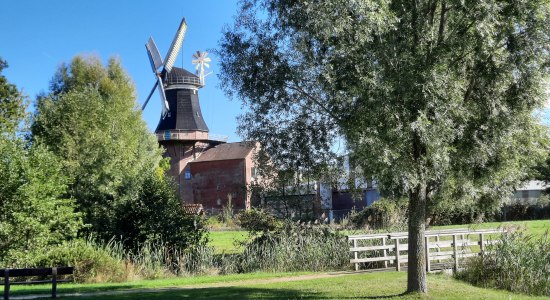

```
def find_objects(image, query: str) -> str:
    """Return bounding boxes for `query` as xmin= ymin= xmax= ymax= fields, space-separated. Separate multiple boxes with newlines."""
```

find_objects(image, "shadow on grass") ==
xmin=58 ymin=286 xmax=413 ymax=300
xmin=364 ymin=292 xmax=408 ymax=299
xmin=63 ymin=286 xmax=320 ymax=299
xmin=8 ymin=284 xmax=137 ymax=297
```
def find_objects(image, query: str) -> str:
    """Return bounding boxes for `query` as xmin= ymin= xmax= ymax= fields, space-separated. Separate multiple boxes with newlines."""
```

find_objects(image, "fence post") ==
xmin=52 ymin=267 xmax=57 ymax=298
xmin=453 ymin=234 xmax=459 ymax=273
xmin=383 ymin=237 xmax=388 ymax=268
xmin=353 ymin=239 xmax=359 ymax=271
xmin=425 ymin=236 xmax=430 ymax=272
xmin=4 ymin=269 xmax=9 ymax=300
xmin=435 ymin=235 xmax=441 ymax=263
xmin=395 ymin=238 xmax=401 ymax=271
xmin=479 ymin=233 xmax=484 ymax=254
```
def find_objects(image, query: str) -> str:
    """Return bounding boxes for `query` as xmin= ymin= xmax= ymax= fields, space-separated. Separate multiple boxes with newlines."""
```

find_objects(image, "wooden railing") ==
xmin=348 ymin=228 xmax=506 ymax=272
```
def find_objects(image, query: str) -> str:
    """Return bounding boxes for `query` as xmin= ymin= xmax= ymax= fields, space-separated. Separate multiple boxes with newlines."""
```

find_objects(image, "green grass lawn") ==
xmin=49 ymin=271 xmax=549 ymax=299
xmin=207 ymin=231 xmax=248 ymax=254
xmin=208 ymin=219 xmax=550 ymax=254
xmin=431 ymin=219 xmax=550 ymax=237
xmin=7 ymin=272 xmax=312 ymax=296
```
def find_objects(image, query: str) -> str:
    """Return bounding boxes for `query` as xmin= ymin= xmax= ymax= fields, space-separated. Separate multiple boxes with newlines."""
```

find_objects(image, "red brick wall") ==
xmin=160 ymin=140 xmax=212 ymax=204
xmin=189 ymin=159 xmax=248 ymax=209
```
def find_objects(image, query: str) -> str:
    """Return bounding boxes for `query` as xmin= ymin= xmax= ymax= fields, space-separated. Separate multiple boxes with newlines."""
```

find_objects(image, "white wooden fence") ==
xmin=348 ymin=228 xmax=506 ymax=272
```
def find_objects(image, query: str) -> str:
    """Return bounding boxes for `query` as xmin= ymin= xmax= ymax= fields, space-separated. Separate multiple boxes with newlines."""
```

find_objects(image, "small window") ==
xmin=185 ymin=170 xmax=191 ymax=180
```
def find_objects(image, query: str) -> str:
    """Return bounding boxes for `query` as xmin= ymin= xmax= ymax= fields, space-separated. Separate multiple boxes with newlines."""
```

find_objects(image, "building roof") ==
xmin=516 ymin=180 xmax=550 ymax=191
xmin=192 ymin=142 xmax=255 ymax=163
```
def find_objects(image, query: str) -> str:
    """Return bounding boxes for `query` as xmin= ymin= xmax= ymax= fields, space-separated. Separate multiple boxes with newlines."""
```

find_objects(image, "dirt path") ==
xmin=11 ymin=270 xmax=381 ymax=299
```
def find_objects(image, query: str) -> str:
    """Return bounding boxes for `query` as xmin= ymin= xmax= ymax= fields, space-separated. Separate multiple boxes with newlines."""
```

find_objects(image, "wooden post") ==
xmin=395 ymin=238 xmax=401 ymax=271
xmin=52 ymin=267 xmax=57 ymax=298
xmin=382 ymin=237 xmax=388 ymax=268
xmin=4 ymin=269 xmax=9 ymax=300
xmin=435 ymin=235 xmax=441 ymax=263
xmin=479 ymin=233 xmax=484 ymax=254
xmin=425 ymin=236 xmax=431 ymax=272
xmin=353 ymin=239 xmax=359 ymax=271
xmin=453 ymin=234 xmax=459 ymax=273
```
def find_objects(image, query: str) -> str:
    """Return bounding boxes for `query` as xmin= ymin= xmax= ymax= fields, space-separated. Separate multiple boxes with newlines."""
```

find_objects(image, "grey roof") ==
xmin=192 ymin=142 xmax=255 ymax=163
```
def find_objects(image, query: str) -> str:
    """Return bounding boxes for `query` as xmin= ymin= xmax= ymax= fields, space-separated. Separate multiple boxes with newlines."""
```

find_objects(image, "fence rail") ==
xmin=348 ymin=228 xmax=506 ymax=272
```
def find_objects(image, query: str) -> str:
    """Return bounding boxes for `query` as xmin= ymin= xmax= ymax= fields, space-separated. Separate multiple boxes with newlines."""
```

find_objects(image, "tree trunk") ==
xmin=407 ymin=183 xmax=428 ymax=293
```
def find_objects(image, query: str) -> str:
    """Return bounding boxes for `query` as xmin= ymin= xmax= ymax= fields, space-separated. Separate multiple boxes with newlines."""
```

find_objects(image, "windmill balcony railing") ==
xmin=165 ymin=74 xmax=202 ymax=86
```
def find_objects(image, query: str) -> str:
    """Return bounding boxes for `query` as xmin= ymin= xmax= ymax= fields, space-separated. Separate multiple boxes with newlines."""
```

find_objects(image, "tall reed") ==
xmin=457 ymin=230 xmax=549 ymax=296
xmin=227 ymin=222 xmax=349 ymax=273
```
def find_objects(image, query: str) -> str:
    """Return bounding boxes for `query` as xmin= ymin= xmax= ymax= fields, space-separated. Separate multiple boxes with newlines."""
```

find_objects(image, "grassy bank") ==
xmin=52 ymin=272 xmax=550 ymax=299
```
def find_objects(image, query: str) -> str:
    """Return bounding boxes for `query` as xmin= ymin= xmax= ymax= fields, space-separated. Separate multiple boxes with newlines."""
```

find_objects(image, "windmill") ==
xmin=142 ymin=18 xmax=188 ymax=118
xmin=192 ymin=51 xmax=212 ymax=84
xmin=141 ymin=17 xmax=215 ymax=204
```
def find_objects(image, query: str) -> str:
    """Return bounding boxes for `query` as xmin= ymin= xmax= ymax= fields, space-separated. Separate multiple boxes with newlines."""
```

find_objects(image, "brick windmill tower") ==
xmin=142 ymin=18 xmax=222 ymax=203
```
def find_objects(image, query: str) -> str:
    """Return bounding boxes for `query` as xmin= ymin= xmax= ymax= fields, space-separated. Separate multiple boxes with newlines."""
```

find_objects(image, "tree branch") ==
xmin=437 ymin=1 xmax=447 ymax=45
xmin=285 ymin=82 xmax=343 ymax=123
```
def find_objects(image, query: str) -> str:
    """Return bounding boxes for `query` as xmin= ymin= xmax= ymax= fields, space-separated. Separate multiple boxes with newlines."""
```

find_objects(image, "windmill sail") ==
xmin=156 ymin=73 xmax=170 ymax=117
xmin=164 ymin=18 xmax=188 ymax=73
xmin=146 ymin=37 xmax=163 ymax=72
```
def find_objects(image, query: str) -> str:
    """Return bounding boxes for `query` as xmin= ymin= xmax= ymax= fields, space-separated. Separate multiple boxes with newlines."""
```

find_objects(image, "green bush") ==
xmin=237 ymin=209 xmax=279 ymax=233
xmin=457 ymin=230 xmax=550 ymax=296
xmin=226 ymin=222 xmax=348 ymax=273
xmin=351 ymin=197 xmax=408 ymax=231
xmin=31 ymin=239 xmax=127 ymax=283
xmin=114 ymin=172 xmax=208 ymax=251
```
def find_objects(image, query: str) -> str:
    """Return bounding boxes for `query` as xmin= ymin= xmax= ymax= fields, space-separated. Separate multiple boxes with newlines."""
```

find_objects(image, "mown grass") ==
xmin=7 ymin=272 xmax=312 ymax=296
xmin=207 ymin=231 xmax=248 ymax=254
xmin=431 ymin=219 xmax=550 ymax=237
xmin=60 ymin=271 xmax=548 ymax=299
xmin=208 ymin=219 xmax=550 ymax=254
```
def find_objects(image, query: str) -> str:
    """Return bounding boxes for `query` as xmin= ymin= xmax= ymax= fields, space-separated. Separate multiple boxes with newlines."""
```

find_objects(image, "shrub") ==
xmin=114 ymin=173 xmax=208 ymax=251
xmin=29 ymin=237 xmax=220 ymax=283
xmin=237 ymin=209 xmax=279 ymax=233
xmin=457 ymin=230 xmax=550 ymax=296
xmin=351 ymin=198 xmax=408 ymax=231
xmin=31 ymin=239 xmax=127 ymax=283
xmin=226 ymin=222 xmax=349 ymax=273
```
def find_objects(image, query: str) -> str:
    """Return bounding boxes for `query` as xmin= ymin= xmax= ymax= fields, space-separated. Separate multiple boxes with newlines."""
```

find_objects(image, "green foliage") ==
xmin=0 ymin=57 xmax=82 ymax=266
xmin=226 ymin=222 xmax=348 ymax=273
xmin=114 ymin=172 xmax=208 ymax=250
xmin=220 ymin=1 xmax=550 ymax=291
xmin=221 ymin=0 xmax=550 ymax=213
xmin=32 ymin=56 xmax=163 ymax=238
xmin=237 ymin=209 xmax=279 ymax=233
xmin=31 ymin=55 xmax=205 ymax=249
xmin=351 ymin=198 xmax=409 ymax=231
xmin=458 ymin=231 xmax=550 ymax=296
xmin=0 ymin=58 xmax=26 ymax=134
xmin=32 ymin=239 xmax=127 ymax=283
xmin=502 ymin=195 xmax=550 ymax=221
xmin=0 ymin=136 xmax=82 ymax=265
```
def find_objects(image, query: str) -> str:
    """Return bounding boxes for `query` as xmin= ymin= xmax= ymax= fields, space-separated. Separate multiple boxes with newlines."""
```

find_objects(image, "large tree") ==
xmin=32 ymin=56 xmax=203 ymax=249
xmin=0 ymin=58 xmax=82 ymax=265
xmin=219 ymin=0 xmax=550 ymax=293
xmin=0 ymin=58 xmax=26 ymax=134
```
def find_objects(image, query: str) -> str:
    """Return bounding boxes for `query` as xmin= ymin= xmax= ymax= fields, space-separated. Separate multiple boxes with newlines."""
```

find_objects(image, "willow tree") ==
xmin=219 ymin=0 xmax=550 ymax=293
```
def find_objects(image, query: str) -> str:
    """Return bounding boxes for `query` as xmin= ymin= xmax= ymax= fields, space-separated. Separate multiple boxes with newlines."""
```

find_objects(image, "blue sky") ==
xmin=0 ymin=0 xmax=243 ymax=141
